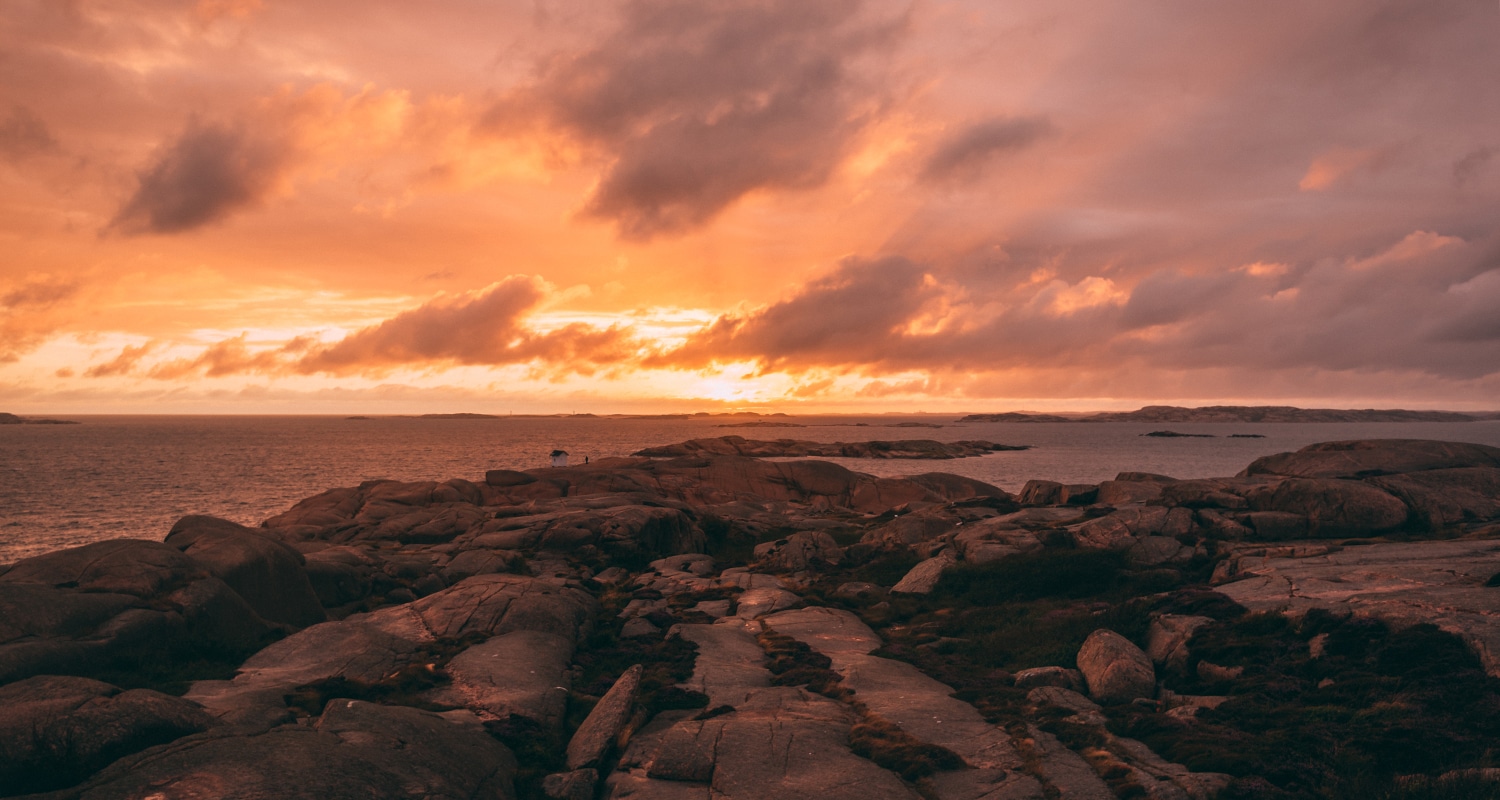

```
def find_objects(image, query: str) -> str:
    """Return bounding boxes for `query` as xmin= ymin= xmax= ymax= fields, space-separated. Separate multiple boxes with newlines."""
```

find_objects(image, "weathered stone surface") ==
xmin=1159 ymin=479 xmax=1254 ymax=510
xmin=1097 ymin=479 xmax=1169 ymax=506
xmin=1019 ymin=480 xmax=1064 ymax=505
xmin=1013 ymin=666 xmax=1085 ymax=692
xmin=544 ymin=769 xmax=597 ymax=800
xmin=653 ymin=553 xmax=716 ymax=577
xmin=0 ymin=540 xmax=276 ymax=685
xmin=1021 ymin=724 xmax=1115 ymax=800
xmin=424 ymin=629 xmax=574 ymax=728
xmin=1196 ymin=509 xmax=1254 ymax=540
xmin=953 ymin=520 xmax=1041 ymax=564
xmin=56 ymin=700 xmax=517 ymax=800
xmin=754 ymin=530 xmax=843 ymax=570
xmin=0 ymin=675 xmax=217 ymax=796
xmin=1244 ymin=511 xmax=1309 ymax=540
xmin=768 ymin=607 xmax=1028 ymax=773
xmin=1242 ymin=439 xmax=1500 ymax=479
xmin=1128 ymin=536 xmax=1194 ymax=565
xmin=301 ymin=546 xmax=375 ymax=607
xmin=1027 ymin=687 xmax=1105 ymax=725
xmin=891 ymin=549 xmax=957 ymax=594
xmin=731 ymin=586 xmax=802 ymax=619
xmin=993 ymin=507 xmax=1087 ymax=528
xmin=187 ymin=574 xmax=594 ymax=725
xmin=486 ymin=469 xmax=538 ymax=487
xmin=1060 ymin=484 xmax=1099 ymax=505
xmin=166 ymin=515 xmax=326 ymax=628
xmin=674 ymin=622 xmax=771 ymax=706
xmin=1077 ymin=629 xmax=1157 ymax=703
xmin=185 ymin=618 xmax=421 ymax=726
xmin=364 ymin=573 xmax=595 ymax=642
xmin=567 ymin=664 xmax=643 ymax=770
xmin=442 ymin=548 xmax=520 ymax=582
xmin=832 ymin=581 xmax=889 ymax=602
xmin=613 ymin=688 xmax=921 ymax=800
xmin=1212 ymin=539 xmax=1500 ymax=674
xmin=1366 ymin=467 xmax=1500 ymax=529
xmin=1071 ymin=515 xmax=1136 ymax=551
xmin=3 ymin=538 xmax=210 ymax=597
xmin=1240 ymin=478 xmax=1410 ymax=536
xmin=1145 ymin=615 xmax=1214 ymax=672
xmin=861 ymin=512 xmax=957 ymax=553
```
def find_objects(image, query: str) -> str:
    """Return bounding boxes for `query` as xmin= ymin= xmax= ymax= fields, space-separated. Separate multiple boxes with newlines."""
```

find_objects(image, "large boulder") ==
xmin=0 ymin=675 xmax=217 ymax=796
xmin=185 ymin=574 xmax=595 ymax=725
xmin=567 ymin=664 xmax=643 ymax=771
xmin=301 ymin=546 xmax=378 ymax=607
xmin=1241 ymin=478 xmax=1409 ymax=536
xmin=0 ymin=540 xmax=276 ymax=685
xmin=1076 ymin=629 xmax=1157 ymax=704
xmin=1241 ymin=439 xmax=1500 ymax=479
xmin=1145 ymin=615 xmax=1214 ymax=672
xmin=55 ymin=700 xmax=517 ymax=800
xmin=891 ymin=550 xmax=957 ymax=594
xmin=1365 ymin=467 xmax=1500 ymax=529
xmin=166 ymin=515 xmax=327 ymax=628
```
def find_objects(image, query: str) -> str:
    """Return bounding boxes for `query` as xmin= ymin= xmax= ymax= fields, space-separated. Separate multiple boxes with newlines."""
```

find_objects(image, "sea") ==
xmin=4 ymin=414 xmax=1500 ymax=564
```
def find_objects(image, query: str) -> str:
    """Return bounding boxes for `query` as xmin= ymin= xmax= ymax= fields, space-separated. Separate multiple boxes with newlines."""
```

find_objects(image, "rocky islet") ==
xmin=2 ymin=439 xmax=1500 ymax=798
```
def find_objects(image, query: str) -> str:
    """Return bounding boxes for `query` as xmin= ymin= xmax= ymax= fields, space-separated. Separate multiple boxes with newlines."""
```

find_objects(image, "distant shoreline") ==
xmin=959 ymin=405 xmax=1500 ymax=424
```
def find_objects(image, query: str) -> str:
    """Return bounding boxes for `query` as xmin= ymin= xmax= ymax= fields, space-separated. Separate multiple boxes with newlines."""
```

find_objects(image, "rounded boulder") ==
xmin=1077 ymin=629 xmax=1157 ymax=704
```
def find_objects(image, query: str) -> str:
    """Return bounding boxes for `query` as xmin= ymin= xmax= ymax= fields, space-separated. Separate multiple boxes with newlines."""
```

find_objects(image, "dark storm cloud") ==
xmin=295 ymin=277 xmax=638 ymax=375
xmin=486 ymin=0 xmax=906 ymax=240
xmin=0 ymin=105 xmax=58 ymax=161
xmin=919 ymin=116 xmax=1052 ymax=183
xmin=654 ymin=256 xmax=942 ymax=369
xmin=654 ymin=226 xmax=1500 ymax=384
xmin=110 ymin=122 xmax=293 ymax=235
xmin=1455 ymin=148 xmax=1495 ymax=188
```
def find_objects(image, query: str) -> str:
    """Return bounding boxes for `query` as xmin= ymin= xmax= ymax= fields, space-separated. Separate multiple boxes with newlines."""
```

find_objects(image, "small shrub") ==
xmin=848 ymin=711 xmax=965 ymax=780
xmin=758 ymin=628 xmax=849 ymax=699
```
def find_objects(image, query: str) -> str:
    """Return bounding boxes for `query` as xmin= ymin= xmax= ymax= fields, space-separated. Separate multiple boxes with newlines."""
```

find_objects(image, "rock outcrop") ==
xmin=165 ymin=515 xmax=327 ymax=628
xmin=51 ymin=700 xmax=518 ymax=800
xmin=0 ymin=675 xmax=217 ymax=795
xmin=5 ymin=436 xmax=1500 ymax=799
xmin=0 ymin=539 xmax=279 ymax=685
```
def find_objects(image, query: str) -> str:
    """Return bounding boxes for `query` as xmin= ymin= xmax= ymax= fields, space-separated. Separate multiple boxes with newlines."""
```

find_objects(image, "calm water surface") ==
xmin=4 ymin=415 xmax=1499 ymax=563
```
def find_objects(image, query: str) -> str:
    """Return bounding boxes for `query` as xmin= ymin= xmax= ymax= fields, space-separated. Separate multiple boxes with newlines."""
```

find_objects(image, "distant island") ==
xmin=634 ymin=435 xmax=1029 ymax=459
xmin=0 ymin=412 xmax=78 ymax=425
xmin=960 ymin=405 xmax=1496 ymax=423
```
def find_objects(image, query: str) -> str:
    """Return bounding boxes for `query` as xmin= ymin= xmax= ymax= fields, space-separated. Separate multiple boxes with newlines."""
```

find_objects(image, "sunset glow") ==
xmin=3 ymin=0 xmax=1498 ymax=413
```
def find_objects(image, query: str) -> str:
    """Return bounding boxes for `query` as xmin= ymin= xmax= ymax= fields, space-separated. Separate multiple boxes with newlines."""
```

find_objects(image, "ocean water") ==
xmin=3 ymin=415 xmax=1499 ymax=564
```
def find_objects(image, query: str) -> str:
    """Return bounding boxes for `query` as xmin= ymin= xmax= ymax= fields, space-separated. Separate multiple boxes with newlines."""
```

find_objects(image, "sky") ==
xmin=2 ymin=0 xmax=1499 ymax=414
